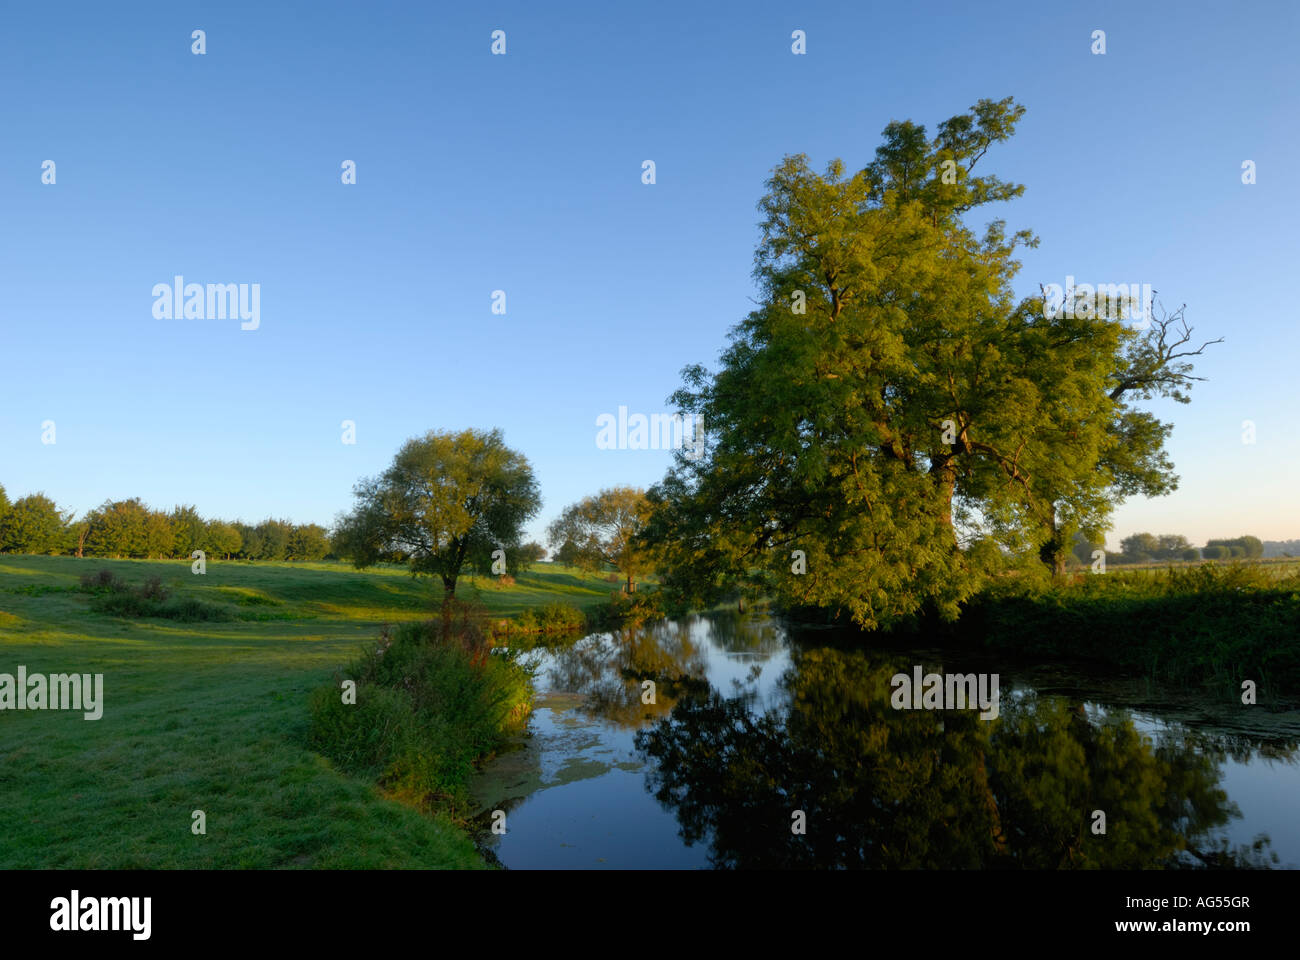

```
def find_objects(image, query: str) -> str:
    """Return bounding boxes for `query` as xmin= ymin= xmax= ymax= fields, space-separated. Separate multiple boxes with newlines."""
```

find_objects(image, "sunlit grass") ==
xmin=0 ymin=554 xmax=613 ymax=868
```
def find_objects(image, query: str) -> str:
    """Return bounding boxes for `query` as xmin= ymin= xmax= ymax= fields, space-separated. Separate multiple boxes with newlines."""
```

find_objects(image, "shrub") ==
xmin=79 ymin=569 xmax=127 ymax=593
xmin=140 ymin=575 xmax=170 ymax=602
xmin=308 ymin=604 xmax=535 ymax=817
xmin=80 ymin=568 xmax=234 ymax=622
xmin=506 ymin=602 xmax=586 ymax=641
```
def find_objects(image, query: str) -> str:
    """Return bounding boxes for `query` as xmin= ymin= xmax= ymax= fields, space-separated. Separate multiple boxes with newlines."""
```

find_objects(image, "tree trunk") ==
xmin=932 ymin=457 xmax=960 ymax=552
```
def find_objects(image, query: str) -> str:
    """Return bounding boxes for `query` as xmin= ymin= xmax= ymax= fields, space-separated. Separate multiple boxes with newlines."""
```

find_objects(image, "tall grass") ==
xmin=308 ymin=600 xmax=535 ymax=820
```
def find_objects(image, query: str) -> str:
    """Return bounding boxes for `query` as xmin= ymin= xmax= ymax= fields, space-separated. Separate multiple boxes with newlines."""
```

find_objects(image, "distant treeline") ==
xmin=0 ymin=484 xmax=332 ymax=561
xmin=1070 ymin=532 xmax=1269 ymax=566
xmin=1264 ymin=539 xmax=1300 ymax=558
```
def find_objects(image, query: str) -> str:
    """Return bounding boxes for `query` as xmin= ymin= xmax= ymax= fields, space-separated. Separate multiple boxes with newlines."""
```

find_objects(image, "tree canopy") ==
xmin=547 ymin=486 xmax=654 ymax=592
xmin=642 ymin=98 xmax=1218 ymax=628
xmin=333 ymin=428 xmax=541 ymax=598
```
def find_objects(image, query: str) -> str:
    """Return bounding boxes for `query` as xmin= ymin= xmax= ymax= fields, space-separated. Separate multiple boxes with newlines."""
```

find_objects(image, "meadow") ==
xmin=0 ymin=555 xmax=615 ymax=869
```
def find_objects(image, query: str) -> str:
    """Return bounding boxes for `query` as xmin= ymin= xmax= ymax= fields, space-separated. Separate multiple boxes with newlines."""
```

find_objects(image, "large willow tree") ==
xmin=643 ymin=98 xmax=1215 ymax=627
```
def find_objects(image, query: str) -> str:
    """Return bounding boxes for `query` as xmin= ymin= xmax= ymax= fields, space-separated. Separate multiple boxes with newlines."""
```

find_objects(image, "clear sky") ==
xmin=2 ymin=0 xmax=1297 ymax=550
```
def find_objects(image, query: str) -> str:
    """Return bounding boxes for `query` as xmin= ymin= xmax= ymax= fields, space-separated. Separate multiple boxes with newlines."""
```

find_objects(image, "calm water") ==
xmin=471 ymin=612 xmax=1300 ymax=869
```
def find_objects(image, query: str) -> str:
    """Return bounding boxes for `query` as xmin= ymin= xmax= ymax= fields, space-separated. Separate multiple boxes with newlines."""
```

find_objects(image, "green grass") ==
xmin=0 ymin=554 xmax=615 ymax=869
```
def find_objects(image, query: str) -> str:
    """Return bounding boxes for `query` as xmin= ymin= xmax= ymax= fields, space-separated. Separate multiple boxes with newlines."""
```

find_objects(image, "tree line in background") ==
xmin=0 ymin=484 xmax=332 ymax=561
xmin=1069 ymin=532 xmax=1265 ymax=566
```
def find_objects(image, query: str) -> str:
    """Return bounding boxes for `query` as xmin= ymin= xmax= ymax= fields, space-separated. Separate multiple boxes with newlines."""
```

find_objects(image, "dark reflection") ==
xmin=634 ymin=647 xmax=1281 ymax=869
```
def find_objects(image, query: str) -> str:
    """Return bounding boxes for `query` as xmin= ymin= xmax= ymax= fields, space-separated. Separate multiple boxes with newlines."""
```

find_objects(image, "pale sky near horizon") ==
xmin=1 ymin=1 xmax=1297 ymax=551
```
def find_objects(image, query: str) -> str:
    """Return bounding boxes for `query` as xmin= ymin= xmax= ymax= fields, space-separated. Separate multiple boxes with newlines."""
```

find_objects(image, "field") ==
xmin=0 ymin=555 xmax=615 ymax=869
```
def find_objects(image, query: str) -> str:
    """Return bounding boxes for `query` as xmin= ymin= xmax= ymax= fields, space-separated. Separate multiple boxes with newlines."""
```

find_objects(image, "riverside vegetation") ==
xmin=0 ymin=554 xmax=614 ymax=869
xmin=1 ymin=551 xmax=1294 ymax=870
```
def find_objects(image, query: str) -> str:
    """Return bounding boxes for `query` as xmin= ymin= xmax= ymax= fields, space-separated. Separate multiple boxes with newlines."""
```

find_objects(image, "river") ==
xmin=471 ymin=612 xmax=1300 ymax=869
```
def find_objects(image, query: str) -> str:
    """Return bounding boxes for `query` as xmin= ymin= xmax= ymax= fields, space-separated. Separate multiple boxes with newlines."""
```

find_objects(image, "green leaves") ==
xmin=336 ymin=428 xmax=541 ymax=596
xmin=546 ymin=486 xmax=652 ymax=590
xmin=647 ymin=97 xmax=1215 ymax=623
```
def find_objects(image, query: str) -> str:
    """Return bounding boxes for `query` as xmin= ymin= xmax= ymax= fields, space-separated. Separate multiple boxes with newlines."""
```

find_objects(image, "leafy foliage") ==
xmin=547 ymin=486 xmax=654 ymax=591
xmin=334 ymin=428 xmax=541 ymax=597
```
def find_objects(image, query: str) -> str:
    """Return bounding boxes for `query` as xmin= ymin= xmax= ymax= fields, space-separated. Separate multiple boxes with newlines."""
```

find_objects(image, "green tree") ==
xmin=1238 ymin=535 xmax=1264 ymax=559
xmin=236 ymin=522 xmax=262 ymax=560
xmin=84 ymin=498 xmax=151 ymax=557
xmin=143 ymin=508 xmax=175 ymax=558
xmin=334 ymin=428 xmax=541 ymax=601
xmin=645 ymin=98 xmax=1136 ymax=625
xmin=0 ymin=494 xmax=69 ymax=554
xmin=203 ymin=520 xmax=243 ymax=560
xmin=547 ymin=487 xmax=653 ymax=592
xmin=1156 ymin=534 xmax=1192 ymax=560
xmin=553 ymin=539 xmax=580 ymax=566
xmin=287 ymin=523 xmax=330 ymax=561
xmin=1206 ymin=536 xmax=1263 ymax=560
xmin=1076 ymin=303 xmax=1222 ymax=574
xmin=255 ymin=518 xmax=292 ymax=561
xmin=170 ymin=505 xmax=206 ymax=558
xmin=519 ymin=541 xmax=547 ymax=567
xmin=1120 ymin=532 xmax=1160 ymax=563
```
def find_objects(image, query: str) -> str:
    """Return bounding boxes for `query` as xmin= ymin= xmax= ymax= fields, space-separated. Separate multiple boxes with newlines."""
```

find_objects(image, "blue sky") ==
xmin=1 ymin=0 xmax=1297 ymax=549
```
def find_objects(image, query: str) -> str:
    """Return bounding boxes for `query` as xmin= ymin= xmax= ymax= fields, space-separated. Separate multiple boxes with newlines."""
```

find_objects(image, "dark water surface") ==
xmin=471 ymin=612 xmax=1299 ymax=869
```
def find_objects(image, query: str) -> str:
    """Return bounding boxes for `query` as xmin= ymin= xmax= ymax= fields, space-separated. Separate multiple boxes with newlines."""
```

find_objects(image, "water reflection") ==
xmin=477 ymin=612 xmax=1297 ymax=869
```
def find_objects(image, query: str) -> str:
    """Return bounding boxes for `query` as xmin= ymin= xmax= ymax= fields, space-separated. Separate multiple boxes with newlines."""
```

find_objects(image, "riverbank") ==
xmin=0 ymin=554 xmax=614 ymax=868
xmin=955 ymin=563 xmax=1300 ymax=700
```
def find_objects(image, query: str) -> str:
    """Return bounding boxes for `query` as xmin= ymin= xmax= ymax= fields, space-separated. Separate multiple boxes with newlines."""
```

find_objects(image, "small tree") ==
xmin=335 ymin=428 xmax=541 ymax=603
xmin=547 ymin=487 xmax=653 ymax=593
xmin=553 ymin=539 xmax=580 ymax=566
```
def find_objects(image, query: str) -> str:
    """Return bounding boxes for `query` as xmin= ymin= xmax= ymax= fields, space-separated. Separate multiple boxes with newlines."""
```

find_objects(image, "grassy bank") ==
xmin=0 ymin=554 xmax=613 ymax=868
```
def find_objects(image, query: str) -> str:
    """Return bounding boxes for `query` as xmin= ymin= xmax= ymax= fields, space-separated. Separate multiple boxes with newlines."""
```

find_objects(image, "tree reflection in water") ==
xmin=634 ymin=647 xmax=1280 ymax=869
